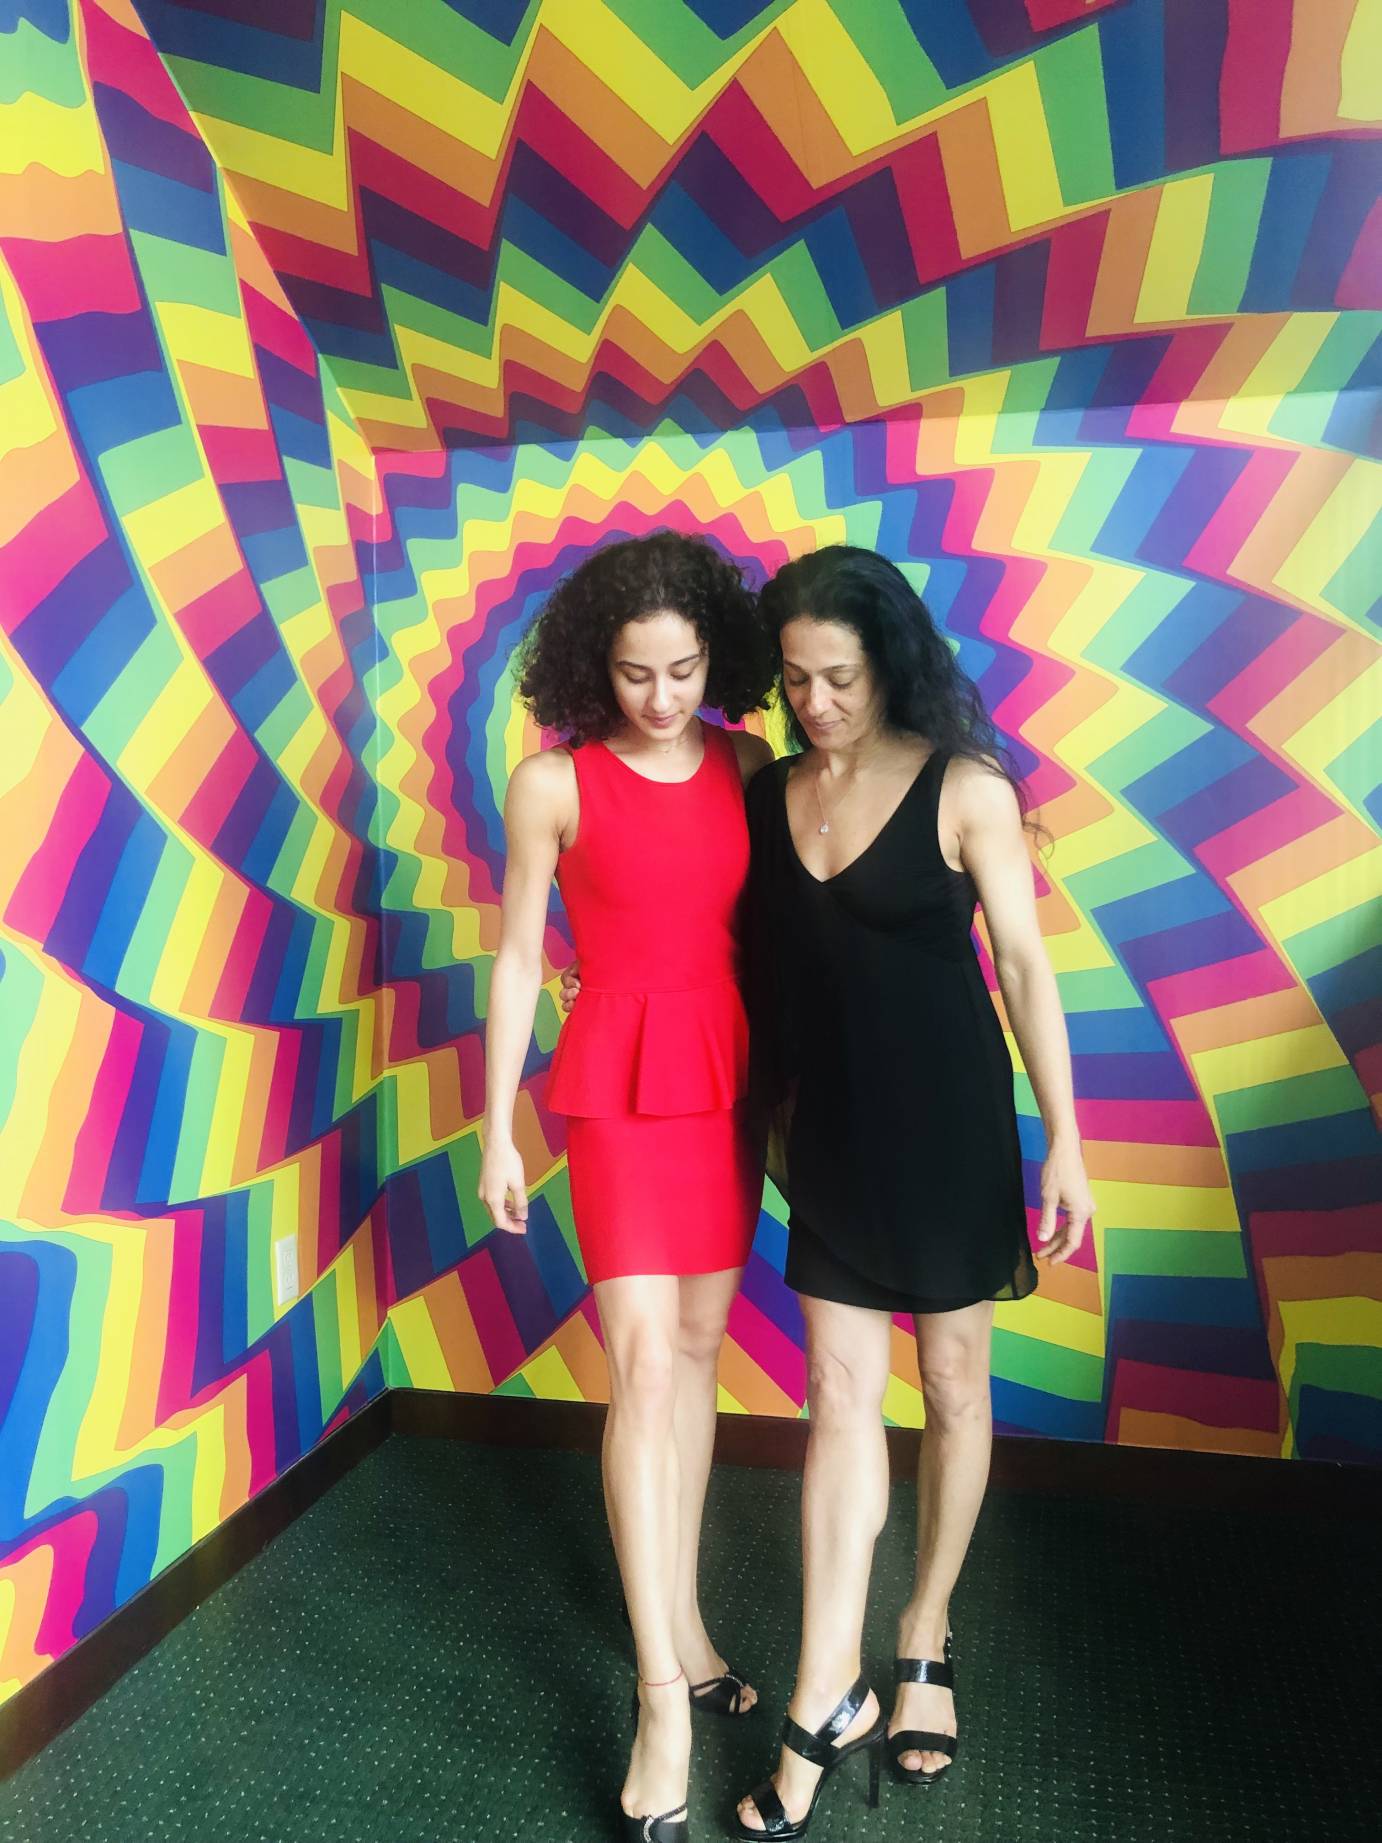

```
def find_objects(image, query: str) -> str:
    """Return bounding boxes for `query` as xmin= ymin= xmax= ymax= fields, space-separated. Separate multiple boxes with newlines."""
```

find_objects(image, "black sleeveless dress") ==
xmin=745 ymin=748 xmax=1037 ymax=1314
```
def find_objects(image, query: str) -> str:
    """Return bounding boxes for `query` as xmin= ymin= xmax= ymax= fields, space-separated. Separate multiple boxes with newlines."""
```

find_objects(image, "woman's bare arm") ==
xmin=478 ymin=750 xmax=574 ymax=1231
xmin=950 ymin=759 xmax=1093 ymax=1263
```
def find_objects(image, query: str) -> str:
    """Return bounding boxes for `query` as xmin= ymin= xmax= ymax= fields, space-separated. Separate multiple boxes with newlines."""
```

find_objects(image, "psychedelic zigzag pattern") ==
xmin=369 ymin=403 xmax=1379 ymax=1459
xmin=134 ymin=0 xmax=1379 ymax=447
xmin=0 ymin=0 xmax=393 ymax=1708
xmin=2 ymin=0 xmax=1380 ymax=1725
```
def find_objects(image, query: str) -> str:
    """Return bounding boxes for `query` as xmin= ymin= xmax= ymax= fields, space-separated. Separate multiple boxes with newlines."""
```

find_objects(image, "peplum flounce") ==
xmin=546 ymin=976 xmax=749 ymax=1118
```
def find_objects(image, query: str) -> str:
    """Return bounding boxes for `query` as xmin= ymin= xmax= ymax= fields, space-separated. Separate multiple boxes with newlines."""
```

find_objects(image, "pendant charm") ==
xmin=818 ymin=822 xmax=830 ymax=834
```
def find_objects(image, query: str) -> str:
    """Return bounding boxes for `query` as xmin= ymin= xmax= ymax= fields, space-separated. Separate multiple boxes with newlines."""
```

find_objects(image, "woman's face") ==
xmin=780 ymin=617 xmax=884 ymax=752
xmin=608 ymin=610 xmax=708 ymax=744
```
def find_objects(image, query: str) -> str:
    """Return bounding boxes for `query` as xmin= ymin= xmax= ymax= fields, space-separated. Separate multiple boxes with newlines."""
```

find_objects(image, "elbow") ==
xmin=492 ymin=944 xmax=545 ymax=988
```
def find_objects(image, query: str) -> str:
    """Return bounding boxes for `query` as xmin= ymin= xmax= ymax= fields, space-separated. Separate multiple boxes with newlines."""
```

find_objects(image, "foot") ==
xmin=890 ymin=1614 xmax=955 ymax=1775
xmin=735 ymin=1682 xmax=879 ymax=1832
xmin=622 ymin=1676 xmax=692 ymax=1824
xmin=682 ymin=1623 xmax=759 ymax=1714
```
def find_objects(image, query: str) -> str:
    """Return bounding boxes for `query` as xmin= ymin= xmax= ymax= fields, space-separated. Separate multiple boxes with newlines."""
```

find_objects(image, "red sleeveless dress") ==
xmin=545 ymin=723 xmax=761 ymax=1282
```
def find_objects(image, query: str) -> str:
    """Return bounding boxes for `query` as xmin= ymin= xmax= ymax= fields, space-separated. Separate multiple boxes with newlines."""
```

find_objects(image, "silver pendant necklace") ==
xmin=813 ymin=765 xmax=848 ymax=835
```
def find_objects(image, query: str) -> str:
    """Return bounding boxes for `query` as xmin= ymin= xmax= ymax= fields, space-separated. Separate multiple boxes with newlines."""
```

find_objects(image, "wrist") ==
xmin=1044 ymin=1124 xmax=1081 ymax=1157
xmin=481 ymin=1119 xmax=514 ymax=1150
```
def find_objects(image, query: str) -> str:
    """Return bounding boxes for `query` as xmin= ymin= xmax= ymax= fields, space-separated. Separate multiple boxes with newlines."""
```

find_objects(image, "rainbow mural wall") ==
xmin=2 ymin=0 xmax=1378 ymax=1712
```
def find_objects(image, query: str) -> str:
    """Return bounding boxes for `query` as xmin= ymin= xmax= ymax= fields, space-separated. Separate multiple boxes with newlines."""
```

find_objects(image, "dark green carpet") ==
xmin=3 ymin=1435 xmax=1378 ymax=1842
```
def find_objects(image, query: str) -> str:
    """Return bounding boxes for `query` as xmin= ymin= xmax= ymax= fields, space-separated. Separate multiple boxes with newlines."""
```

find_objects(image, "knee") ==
xmin=807 ymin=1343 xmax=884 ymax=1430
xmin=678 ymin=1307 xmax=728 ymax=1370
xmin=607 ymin=1331 xmax=678 ymax=1421
xmin=918 ymin=1343 xmax=990 ymax=1429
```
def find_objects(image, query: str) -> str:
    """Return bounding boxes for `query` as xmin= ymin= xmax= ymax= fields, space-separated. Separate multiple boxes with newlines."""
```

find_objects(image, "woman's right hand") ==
xmin=478 ymin=1136 xmax=529 ymax=1234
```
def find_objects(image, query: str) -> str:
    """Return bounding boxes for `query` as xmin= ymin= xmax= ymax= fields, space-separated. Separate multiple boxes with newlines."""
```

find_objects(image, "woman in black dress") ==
xmin=735 ymin=547 xmax=1093 ymax=1839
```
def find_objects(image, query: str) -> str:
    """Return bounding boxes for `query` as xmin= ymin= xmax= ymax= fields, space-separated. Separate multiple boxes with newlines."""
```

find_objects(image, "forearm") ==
xmin=482 ymin=949 xmax=545 ymax=1144
xmin=993 ymin=950 xmax=1079 ymax=1150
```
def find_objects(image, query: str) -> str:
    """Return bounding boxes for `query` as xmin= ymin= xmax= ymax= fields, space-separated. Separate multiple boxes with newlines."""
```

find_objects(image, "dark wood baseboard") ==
xmin=6 ymin=1387 xmax=1376 ymax=1780
xmin=402 ymin=1391 xmax=1382 ymax=1515
xmin=0 ymin=1392 xmax=391 ymax=1781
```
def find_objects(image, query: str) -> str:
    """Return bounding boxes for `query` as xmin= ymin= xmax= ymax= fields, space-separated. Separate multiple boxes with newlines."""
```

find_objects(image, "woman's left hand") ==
xmin=1036 ymin=1140 xmax=1094 ymax=1264
xmin=558 ymin=962 xmax=581 ymax=1014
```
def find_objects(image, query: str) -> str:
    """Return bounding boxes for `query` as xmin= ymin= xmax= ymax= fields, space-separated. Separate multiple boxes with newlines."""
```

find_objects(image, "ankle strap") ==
xmin=639 ymin=1666 xmax=685 ymax=1689
xmin=895 ymin=1655 xmax=953 ymax=1689
xmin=781 ymin=1673 xmax=870 ymax=1768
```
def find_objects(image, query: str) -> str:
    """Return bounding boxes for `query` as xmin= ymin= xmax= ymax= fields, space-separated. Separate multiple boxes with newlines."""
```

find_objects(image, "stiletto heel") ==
xmin=887 ymin=1629 xmax=958 ymax=1787
xmin=735 ymin=1675 xmax=883 ymax=1839
xmin=622 ymin=1674 xmax=691 ymax=1843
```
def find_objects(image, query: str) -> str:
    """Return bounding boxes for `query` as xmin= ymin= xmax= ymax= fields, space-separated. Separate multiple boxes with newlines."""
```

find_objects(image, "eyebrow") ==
xmin=616 ymin=651 xmax=704 ymax=669
xmin=782 ymin=658 xmax=858 ymax=672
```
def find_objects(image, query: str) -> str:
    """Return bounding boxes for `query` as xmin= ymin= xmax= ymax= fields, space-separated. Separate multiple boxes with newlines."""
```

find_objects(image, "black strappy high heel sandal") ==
xmin=620 ymin=1600 xmax=757 ymax=1719
xmin=887 ymin=1630 xmax=958 ymax=1787
xmin=735 ymin=1674 xmax=883 ymax=1840
xmin=690 ymin=1665 xmax=755 ymax=1717
xmin=621 ymin=1677 xmax=691 ymax=1843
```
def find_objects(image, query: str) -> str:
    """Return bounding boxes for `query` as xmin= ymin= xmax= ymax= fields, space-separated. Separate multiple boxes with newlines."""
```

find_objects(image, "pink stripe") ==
xmin=157 ymin=1211 xmax=205 ymax=1422
xmin=201 ymin=426 xmax=282 ymax=485
xmin=1196 ymin=785 xmax=1336 ymax=881
xmin=240 ymin=1349 xmax=280 ymax=1495
xmin=1076 ymin=1097 xmax=1219 ymax=1146
xmin=81 ymin=0 xmax=197 ymax=132
xmin=1185 ymin=446 xmax=1297 ymax=581
xmin=5 ymin=753 xmax=109 ymax=941
xmin=1247 ymin=1203 xmax=1382 ymax=1263
xmin=1147 ymin=948 xmax=1291 ymax=1020
xmin=727 ymin=1294 xmax=807 ymax=1406
xmin=1209 ymin=615 xmax=1332 ymax=732
xmin=0 ymin=481 xmax=108 ymax=633
xmin=64 ymin=1010 xmax=143 ymax=1212
xmin=177 ymin=571 xmax=262 ymax=660
xmin=211 ymin=891 xmax=270 ymax=1017
xmin=2 ymin=233 xmax=142 ymax=321
xmin=458 ymin=1247 xmax=528 ymax=1384
xmin=31 ymin=1510 xmax=100 ymax=1655
xmin=1110 ymin=1357 xmax=1281 ymax=1435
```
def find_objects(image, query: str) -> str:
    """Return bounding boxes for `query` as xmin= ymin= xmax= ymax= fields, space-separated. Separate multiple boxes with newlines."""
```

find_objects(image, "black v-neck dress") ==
xmin=745 ymin=749 xmax=1037 ymax=1314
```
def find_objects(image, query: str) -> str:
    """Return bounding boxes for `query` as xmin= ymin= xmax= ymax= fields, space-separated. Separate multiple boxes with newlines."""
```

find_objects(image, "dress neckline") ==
xmin=782 ymin=748 xmax=940 ymax=886
xmin=596 ymin=718 xmax=710 ymax=786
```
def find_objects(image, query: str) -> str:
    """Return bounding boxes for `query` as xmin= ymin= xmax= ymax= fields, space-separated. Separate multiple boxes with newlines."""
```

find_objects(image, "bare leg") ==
xmin=891 ymin=1300 xmax=994 ymax=1774
xmin=595 ymin=1275 xmax=691 ymax=1822
xmin=671 ymin=1268 xmax=758 ymax=1711
xmin=737 ymin=1298 xmax=891 ymax=1831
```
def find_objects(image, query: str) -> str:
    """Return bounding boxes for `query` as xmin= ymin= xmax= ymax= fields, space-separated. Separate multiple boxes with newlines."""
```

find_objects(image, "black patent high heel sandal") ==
xmin=735 ymin=1674 xmax=883 ymax=1839
xmin=690 ymin=1664 xmax=755 ymax=1717
xmin=621 ymin=1599 xmax=756 ymax=1719
xmin=887 ymin=1630 xmax=958 ymax=1787
xmin=622 ymin=1674 xmax=691 ymax=1843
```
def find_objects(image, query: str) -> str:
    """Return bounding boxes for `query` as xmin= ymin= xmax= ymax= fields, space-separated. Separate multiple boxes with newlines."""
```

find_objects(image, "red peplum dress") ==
xmin=544 ymin=723 xmax=762 ymax=1282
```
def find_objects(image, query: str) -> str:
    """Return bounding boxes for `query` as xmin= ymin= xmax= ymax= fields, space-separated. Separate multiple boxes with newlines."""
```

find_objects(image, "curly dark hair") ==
xmin=760 ymin=545 xmax=1037 ymax=825
xmin=516 ymin=532 xmax=773 ymax=745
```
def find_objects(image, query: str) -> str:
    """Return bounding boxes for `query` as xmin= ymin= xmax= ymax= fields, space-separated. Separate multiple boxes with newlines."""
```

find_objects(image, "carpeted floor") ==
xmin=2 ymin=1435 xmax=1378 ymax=1842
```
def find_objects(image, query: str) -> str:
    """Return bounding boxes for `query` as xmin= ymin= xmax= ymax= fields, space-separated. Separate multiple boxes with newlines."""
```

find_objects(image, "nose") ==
xmin=805 ymin=681 xmax=832 ymax=716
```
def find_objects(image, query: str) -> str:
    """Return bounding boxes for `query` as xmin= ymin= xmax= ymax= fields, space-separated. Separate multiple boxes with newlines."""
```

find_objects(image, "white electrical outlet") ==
xmin=274 ymin=1238 xmax=299 ymax=1306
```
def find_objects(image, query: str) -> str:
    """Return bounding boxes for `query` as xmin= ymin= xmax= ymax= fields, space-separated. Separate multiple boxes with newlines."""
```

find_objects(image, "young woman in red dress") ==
xmin=478 ymin=532 xmax=774 ymax=1843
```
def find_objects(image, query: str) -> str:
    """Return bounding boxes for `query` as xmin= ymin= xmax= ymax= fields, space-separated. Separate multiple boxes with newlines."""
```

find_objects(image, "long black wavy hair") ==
xmin=760 ymin=545 xmax=1034 ymax=823
xmin=516 ymin=532 xmax=774 ymax=746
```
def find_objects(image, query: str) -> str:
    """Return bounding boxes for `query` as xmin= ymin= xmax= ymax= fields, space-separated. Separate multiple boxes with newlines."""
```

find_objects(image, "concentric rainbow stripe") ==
xmin=1 ymin=0 xmax=1378 ymax=1713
